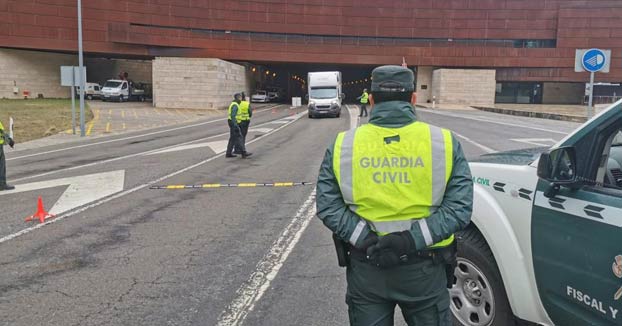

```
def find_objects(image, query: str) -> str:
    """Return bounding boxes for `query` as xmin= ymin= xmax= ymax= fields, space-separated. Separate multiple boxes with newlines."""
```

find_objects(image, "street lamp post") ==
xmin=77 ymin=0 xmax=85 ymax=136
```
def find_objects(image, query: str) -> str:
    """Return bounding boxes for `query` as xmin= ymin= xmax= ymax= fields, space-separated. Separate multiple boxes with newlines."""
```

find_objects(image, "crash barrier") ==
xmin=150 ymin=182 xmax=313 ymax=190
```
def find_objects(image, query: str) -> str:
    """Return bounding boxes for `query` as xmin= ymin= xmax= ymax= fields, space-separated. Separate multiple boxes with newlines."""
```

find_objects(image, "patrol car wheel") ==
xmin=450 ymin=227 xmax=517 ymax=326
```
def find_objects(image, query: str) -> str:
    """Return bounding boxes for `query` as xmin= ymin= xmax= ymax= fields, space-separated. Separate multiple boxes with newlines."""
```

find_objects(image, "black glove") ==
xmin=366 ymin=231 xmax=416 ymax=268
xmin=8 ymin=138 xmax=14 ymax=148
xmin=354 ymin=232 xmax=378 ymax=251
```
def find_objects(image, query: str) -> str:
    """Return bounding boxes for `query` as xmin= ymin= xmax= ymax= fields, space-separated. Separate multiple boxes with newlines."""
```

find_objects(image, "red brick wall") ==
xmin=1 ymin=0 xmax=622 ymax=82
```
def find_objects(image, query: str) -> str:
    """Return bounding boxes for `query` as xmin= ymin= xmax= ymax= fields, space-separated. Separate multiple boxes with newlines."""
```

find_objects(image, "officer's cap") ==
xmin=371 ymin=65 xmax=414 ymax=93
xmin=234 ymin=93 xmax=242 ymax=99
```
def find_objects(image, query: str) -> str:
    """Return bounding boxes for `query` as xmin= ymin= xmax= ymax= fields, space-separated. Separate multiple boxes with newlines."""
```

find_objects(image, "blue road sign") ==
xmin=582 ymin=49 xmax=607 ymax=73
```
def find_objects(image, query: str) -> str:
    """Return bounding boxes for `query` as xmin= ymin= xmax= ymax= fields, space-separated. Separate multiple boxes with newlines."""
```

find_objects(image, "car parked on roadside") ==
xmin=75 ymin=82 xmax=102 ymax=100
xmin=251 ymin=90 xmax=270 ymax=103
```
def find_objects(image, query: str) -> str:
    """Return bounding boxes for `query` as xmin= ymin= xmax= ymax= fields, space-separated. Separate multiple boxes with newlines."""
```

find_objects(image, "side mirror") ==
xmin=305 ymin=94 xmax=309 ymax=100
xmin=340 ymin=93 xmax=346 ymax=100
xmin=537 ymin=147 xmax=578 ymax=197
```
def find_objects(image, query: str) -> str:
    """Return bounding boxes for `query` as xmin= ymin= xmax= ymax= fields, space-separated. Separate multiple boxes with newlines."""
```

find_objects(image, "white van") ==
xmin=75 ymin=82 xmax=102 ymax=100
xmin=101 ymin=79 xmax=146 ymax=102
xmin=307 ymin=71 xmax=344 ymax=118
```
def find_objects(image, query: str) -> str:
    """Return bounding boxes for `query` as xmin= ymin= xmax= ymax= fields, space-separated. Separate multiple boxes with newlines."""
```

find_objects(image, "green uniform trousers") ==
xmin=0 ymin=146 xmax=6 ymax=187
xmin=346 ymin=258 xmax=451 ymax=326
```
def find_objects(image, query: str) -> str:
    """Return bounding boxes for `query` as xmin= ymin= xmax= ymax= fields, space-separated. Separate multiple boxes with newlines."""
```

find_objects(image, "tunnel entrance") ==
xmin=241 ymin=62 xmax=386 ymax=104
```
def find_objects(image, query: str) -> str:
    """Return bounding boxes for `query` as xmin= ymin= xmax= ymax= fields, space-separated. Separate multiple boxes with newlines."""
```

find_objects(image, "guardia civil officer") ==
xmin=226 ymin=93 xmax=252 ymax=158
xmin=356 ymin=88 xmax=369 ymax=117
xmin=316 ymin=65 xmax=473 ymax=325
xmin=0 ymin=119 xmax=15 ymax=191
xmin=235 ymin=92 xmax=252 ymax=151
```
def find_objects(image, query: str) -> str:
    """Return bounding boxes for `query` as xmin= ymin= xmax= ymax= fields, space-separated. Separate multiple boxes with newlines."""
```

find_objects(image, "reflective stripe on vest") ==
xmin=0 ymin=121 xmax=4 ymax=145
xmin=228 ymin=102 xmax=240 ymax=122
xmin=333 ymin=121 xmax=454 ymax=248
xmin=360 ymin=92 xmax=369 ymax=104
xmin=239 ymin=101 xmax=251 ymax=121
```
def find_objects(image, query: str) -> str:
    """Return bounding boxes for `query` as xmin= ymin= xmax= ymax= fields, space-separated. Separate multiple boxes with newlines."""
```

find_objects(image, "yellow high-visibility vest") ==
xmin=239 ymin=101 xmax=251 ymax=121
xmin=360 ymin=92 xmax=369 ymax=104
xmin=0 ymin=121 xmax=4 ymax=145
xmin=228 ymin=102 xmax=241 ymax=123
xmin=333 ymin=121 xmax=454 ymax=248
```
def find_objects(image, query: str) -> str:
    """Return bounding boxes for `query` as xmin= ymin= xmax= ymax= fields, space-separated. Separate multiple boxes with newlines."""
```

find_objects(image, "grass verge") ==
xmin=0 ymin=99 xmax=93 ymax=143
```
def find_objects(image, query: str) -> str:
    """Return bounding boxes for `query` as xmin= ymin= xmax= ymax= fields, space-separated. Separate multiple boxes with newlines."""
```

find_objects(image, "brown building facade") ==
xmin=1 ymin=0 xmax=621 ymax=105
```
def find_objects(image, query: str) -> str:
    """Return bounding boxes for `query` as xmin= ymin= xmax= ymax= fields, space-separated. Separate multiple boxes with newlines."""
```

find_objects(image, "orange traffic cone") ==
xmin=25 ymin=196 xmax=55 ymax=223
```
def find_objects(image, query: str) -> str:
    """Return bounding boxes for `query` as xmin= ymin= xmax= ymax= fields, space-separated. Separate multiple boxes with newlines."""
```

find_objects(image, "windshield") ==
xmin=254 ymin=91 xmax=267 ymax=96
xmin=613 ymin=131 xmax=622 ymax=146
xmin=310 ymin=87 xmax=337 ymax=99
xmin=104 ymin=81 xmax=122 ymax=88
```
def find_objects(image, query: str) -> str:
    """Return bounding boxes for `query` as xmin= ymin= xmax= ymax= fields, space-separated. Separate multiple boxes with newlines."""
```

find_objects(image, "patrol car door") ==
xmin=532 ymin=113 xmax=622 ymax=325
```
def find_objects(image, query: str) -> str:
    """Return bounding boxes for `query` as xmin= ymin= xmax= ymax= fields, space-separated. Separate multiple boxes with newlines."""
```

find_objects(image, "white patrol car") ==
xmin=451 ymin=100 xmax=622 ymax=325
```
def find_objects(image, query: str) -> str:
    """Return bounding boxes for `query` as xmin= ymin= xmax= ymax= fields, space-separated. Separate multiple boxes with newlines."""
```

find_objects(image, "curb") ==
xmin=471 ymin=106 xmax=587 ymax=123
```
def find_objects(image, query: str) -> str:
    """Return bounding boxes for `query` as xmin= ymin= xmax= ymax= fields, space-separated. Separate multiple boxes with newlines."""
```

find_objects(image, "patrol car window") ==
xmin=605 ymin=130 xmax=622 ymax=188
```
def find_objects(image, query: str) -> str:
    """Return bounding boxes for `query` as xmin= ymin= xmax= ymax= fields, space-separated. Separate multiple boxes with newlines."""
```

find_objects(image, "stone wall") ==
xmin=153 ymin=57 xmax=250 ymax=109
xmin=0 ymin=48 xmax=76 ymax=99
xmin=415 ymin=66 xmax=433 ymax=104
xmin=542 ymin=82 xmax=584 ymax=104
xmin=432 ymin=69 xmax=496 ymax=105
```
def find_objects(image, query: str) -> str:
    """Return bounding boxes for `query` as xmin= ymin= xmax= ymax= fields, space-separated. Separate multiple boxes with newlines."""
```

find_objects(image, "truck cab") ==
xmin=452 ymin=100 xmax=622 ymax=326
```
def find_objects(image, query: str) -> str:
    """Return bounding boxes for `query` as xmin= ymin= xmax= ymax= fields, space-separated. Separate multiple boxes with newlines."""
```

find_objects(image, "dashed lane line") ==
xmin=0 ymin=111 xmax=306 ymax=245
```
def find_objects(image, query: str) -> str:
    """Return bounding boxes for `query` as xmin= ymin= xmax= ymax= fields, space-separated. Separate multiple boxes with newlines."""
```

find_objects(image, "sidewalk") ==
xmin=418 ymin=103 xmax=612 ymax=123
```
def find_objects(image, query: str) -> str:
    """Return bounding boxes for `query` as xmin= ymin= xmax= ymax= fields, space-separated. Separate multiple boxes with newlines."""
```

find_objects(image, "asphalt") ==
xmin=0 ymin=103 xmax=581 ymax=326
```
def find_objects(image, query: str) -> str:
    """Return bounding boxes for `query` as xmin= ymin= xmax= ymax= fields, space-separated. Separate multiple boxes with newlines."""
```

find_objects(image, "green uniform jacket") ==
xmin=316 ymin=101 xmax=473 ymax=250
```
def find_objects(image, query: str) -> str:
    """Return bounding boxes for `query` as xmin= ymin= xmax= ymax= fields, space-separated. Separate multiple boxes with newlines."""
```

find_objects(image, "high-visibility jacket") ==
xmin=228 ymin=101 xmax=240 ymax=123
xmin=0 ymin=121 xmax=4 ymax=145
xmin=360 ymin=92 xmax=369 ymax=104
xmin=333 ymin=121 xmax=454 ymax=248
xmin=239 ymin=101 xmax=251 ymax=121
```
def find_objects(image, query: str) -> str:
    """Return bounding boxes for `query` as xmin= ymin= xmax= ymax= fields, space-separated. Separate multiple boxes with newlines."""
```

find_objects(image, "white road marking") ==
xmin=0 ymin=112 xmax=306 ymax=245
xmin=145 ymin=140 xmax=228 ymax=156
xmin=0 ymin=170 xmax=125 ymax=215
xmin=216 ymin=189 xmax=317 ymax=326
xmin=7 ymin=105 xmax=281 ymax=161
xmin=418 ymin=109 xmax=570 ymax=135
xmin=453 ymin=132 xmax=497 ymax=154
xmin=510 ymin=138 xmax=558 ymax=147
xmin=11 ymin=119 xmax=281 ymax=183
xmin=248 ymin=128 xmax=273 ymax=133
xmin=346 ymin=105 xmax=359 ymax=129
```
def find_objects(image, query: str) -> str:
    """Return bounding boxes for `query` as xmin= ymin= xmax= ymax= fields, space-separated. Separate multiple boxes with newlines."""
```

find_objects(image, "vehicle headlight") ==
xmin=331 ymin=101 xmax=338 ymax=107
xmin=309 ymin=101 xmax=316 ymax=107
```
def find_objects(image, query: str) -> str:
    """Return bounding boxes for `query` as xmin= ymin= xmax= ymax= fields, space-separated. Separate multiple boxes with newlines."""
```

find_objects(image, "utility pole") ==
xmin=77 ymin=0 xmax=86 ymax=136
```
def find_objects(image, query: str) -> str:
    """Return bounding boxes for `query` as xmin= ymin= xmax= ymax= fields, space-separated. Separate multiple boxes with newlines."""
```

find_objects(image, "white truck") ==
xmin=101 ymin=79 xmax=146 ymax=102
xmin=451 ymin=100 xmax=622 ymax=325
xmin=75 ymin=82 xmax=102 ymax=100
xmin=307 ymin=71 xmax=344 ymax=118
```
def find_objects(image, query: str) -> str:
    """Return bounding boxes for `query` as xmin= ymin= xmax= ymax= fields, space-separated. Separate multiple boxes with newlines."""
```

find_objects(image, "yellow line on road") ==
xmin=86 ymin=109 xmax=99 ymax=136
xmin=123 ymin=123 xmax=126 ymax=130
xmin=121 ymin=110 xmax=125 ymax=118
xmin=154 ymin=108 xmax=161 ymax=115
xmin=133 ymin=109 xmax=138 ymax=119
xmin=105 ymin=122 xmax=111 ymax=133
xmin=108 ymin=109 xmax=112 ymax=118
